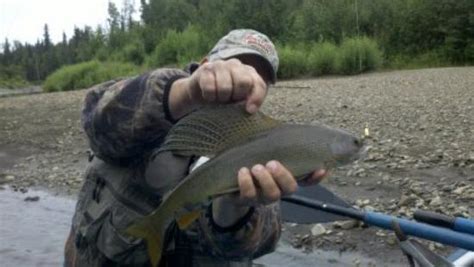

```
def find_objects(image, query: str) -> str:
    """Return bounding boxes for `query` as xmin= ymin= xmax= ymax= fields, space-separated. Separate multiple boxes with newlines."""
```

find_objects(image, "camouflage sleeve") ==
xmin=198 ymin=202 xmax=281 ymax=260
xmin=81 ymin=68 xmax=189 ymax=164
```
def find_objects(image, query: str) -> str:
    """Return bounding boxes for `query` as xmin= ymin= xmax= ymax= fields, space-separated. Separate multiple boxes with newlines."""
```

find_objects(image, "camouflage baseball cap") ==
xmin=207 ymin=29 xmax=279 ymax=83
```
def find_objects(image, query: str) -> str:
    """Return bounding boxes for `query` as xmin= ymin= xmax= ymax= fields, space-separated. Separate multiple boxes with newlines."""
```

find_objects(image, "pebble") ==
xmin=429 ymin=196 xmax=442 ymax=206
xmin=375 ymin=230 xmax=387 ymax=237
xmin=311 ymin=224 xmax=327 ymax=237
xmin=453 ymin=185 xmax=470 ymax=195
xmin=24 ymin=196 xmax=40 ymax=202
xmin=333 ymin=220 xmax=359 ymax=230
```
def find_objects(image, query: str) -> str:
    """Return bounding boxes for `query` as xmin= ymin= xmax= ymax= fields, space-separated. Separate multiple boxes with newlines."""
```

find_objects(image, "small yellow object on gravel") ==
xmin=364 ymin=126 xmax=370 ymax=137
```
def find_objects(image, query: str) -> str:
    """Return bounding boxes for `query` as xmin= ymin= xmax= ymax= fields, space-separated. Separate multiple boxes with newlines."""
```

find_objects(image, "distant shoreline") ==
xmin=0 ymin=86 xmax=42 ymax=98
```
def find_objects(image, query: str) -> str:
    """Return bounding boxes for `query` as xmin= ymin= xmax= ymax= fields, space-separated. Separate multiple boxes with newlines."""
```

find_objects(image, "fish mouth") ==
xmin=329 ymin=141 xmax=369 ymax=165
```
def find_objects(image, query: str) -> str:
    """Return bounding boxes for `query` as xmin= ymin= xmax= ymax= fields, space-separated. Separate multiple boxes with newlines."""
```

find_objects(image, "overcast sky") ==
xmin=0 ymin=0 xmax=140 ymax=46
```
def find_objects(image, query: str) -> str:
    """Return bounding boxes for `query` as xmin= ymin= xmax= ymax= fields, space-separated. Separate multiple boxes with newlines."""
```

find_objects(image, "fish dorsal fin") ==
xmin=159 ymin=105 xmax=282 ymax=157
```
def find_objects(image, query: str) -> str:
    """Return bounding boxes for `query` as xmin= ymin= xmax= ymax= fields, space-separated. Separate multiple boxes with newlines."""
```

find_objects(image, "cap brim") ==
xmin=209 ymin=48 xmax=276 ymax=84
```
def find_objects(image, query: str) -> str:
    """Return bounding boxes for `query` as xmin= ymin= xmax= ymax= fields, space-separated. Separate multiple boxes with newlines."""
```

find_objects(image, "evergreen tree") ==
xmin=2 ymin=38 xmax=11 ymax=65
xmin=43 ymin=24 xmax=52 ymax=49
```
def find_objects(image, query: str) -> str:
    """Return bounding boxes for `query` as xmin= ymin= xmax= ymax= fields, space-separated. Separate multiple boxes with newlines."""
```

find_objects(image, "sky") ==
xmin=0 ymin=0 xmax=140 ymax=46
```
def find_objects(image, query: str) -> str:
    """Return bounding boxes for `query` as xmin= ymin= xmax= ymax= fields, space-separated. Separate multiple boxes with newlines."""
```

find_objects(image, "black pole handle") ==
xmin=413 ymin=210 xmax=456 ymax=229
xmin=281 ymin=195 xmax=365 ymax=220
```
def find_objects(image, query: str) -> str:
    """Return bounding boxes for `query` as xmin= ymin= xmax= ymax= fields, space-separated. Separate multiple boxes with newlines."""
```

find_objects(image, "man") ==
xmin=65 ymin=29 xmax=327 ymax=266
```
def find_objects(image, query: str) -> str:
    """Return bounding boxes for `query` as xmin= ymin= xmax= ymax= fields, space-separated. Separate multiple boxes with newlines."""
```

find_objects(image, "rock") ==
xmin=415 ymin=198 xmax=426 ymax=208
xmin=399 ymin=194 xmax=416 ymax=206
xmin=24 ymin=196 xmax=40 ymax=202
xmin=333 ymin=220 xmax=359 ymax=230
xmin=311 ymin=224 xmax=326 ymax=237
xmin=429 ymin=243 xmax=436 ymax=251
xmin=365 ymin=205 xmax=376 ymax=211
xmin=353 ymin=168 xmax=366 ymax=177
xmin=465 ymin=191 xmax=474 ymax=200
xmin=375 ymin=230 xmax=387 ymax=237
xmin=429 ymin=196 xmax=442 ymax=206
xmin=353 ymin=259 xmax=361 ymax=266
xmin=5 ymin=175 xmax=15 ymax=181
xmin=386 ymin=237 xmax=397 ymax=245
xmin=453 ymin=185 xmax=470 ymax=195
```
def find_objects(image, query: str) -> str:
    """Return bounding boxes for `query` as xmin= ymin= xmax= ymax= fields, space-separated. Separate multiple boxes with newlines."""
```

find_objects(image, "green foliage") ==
xmin=1 ymin=0 xmax=473 ymax=84
xmin=336 ymin=37 xmax=382 ymax=74
xmin=277 ymin=38 xmax=383 ymax=78
xmin=147 ymin=30 xmax=181 ymax=68
xmin=0 ymin=77 xmax=30 ymax=89
xmin=0 ymin=64 xmax=29 ymax=89
xmin=114 ymin=40 xmax=146 ymax=65
xmin=307 ymin=42 xmax=338 ymax=75
xmin=389 ymin=50 xmax=448 ymax=70
xmin=43 ymin=61 xmax=141 ymax=92
xmin=147 ymin=25 xmax=208 ymax=68
xmin=277 ymin=44 xmax=310 ymax=79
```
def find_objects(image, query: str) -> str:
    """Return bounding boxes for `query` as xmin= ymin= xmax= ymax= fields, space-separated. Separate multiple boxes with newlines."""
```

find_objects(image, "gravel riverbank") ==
xmin=0 ymin=67 xmax=473 ymax=265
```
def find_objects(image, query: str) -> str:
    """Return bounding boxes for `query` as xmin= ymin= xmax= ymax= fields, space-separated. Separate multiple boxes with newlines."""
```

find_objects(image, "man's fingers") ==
xmin=238 ymin=167 xmax=257 ymax=202
xmin=245 ymin=67 xmax=267 ymax=113
xmin=230 ymin=66 xmax=253 ymax=102
xmin=199 ymin=66 xmax=217 ymax=102
xmin=251 ymin=164 xmax=281 ymax=203
xmin=192 ymin=59 xmax=268 ymax=110
xmin=215 ymin=65 xmax=233 ymax=102
xmin=266 ymin=161 xmax=298 ymax=195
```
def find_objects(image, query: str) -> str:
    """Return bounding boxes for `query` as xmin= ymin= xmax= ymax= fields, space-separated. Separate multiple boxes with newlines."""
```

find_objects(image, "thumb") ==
xmin=246 ymin=75 xmax=267 ymax=114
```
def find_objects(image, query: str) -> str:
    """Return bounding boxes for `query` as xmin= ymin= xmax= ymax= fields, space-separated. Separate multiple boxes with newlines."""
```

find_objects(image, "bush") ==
xmin=336 ymin=37 xmax=382 ymax=74
xmin=307 ymin=42 xmax=338 ymax=75
xmin=117 ymin=41 xmax=146 ymax=65
xmin=147 ymin=25 xmax=209 ymax=68
xmin=0 ymin=77 xmax=30 ymax=89
xmin=389 ymin=50 xmax=447 ymax=69
xmin=43 ymin=61 xmax=141 ymax=92
xmin=277 ymin=44 xmax=310 ymax=79
xmin=0 ymin=65 xmax=30 ymax=89
xmin=464 ymin=43 xmax=474 ymax=64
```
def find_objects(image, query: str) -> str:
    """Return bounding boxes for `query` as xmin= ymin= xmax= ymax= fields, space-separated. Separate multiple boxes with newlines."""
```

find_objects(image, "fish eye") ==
xmin=353 ymin=138 xmax=361 ymax=147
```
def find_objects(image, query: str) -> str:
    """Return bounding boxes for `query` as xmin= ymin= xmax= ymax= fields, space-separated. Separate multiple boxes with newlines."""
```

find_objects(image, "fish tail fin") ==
xmin=125 ymin=216 xmax=167 ymax=267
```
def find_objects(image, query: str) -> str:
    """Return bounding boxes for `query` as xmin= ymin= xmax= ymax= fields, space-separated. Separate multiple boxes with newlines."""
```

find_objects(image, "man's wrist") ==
xmin=168 ymin=77 xmax=198 ymax=120
xmin=212 ymin=196 xmax=252 ymax=228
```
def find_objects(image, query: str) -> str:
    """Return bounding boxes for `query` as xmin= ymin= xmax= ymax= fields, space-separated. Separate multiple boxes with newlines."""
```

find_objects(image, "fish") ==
xmin=125 ymin=104 xmax=366 ymax=266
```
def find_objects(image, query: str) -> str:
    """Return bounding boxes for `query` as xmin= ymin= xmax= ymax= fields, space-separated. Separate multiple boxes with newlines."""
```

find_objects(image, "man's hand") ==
xmin=169 ymin=59 xmax=268 ymax=120
xmin=212 ymin=161 xmax=328 ymax=228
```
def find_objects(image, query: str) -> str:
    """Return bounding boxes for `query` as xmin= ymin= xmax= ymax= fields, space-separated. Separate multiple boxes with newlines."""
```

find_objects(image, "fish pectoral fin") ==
xmin=176 ymin=210 xmax=202 ymax=230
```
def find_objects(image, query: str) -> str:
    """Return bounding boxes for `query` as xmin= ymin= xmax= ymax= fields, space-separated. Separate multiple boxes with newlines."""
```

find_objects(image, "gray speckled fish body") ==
xmin=125 ymin=105 xmax=365 ymax=266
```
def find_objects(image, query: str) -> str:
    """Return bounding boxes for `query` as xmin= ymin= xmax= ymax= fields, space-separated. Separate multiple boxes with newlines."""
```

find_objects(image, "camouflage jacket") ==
xmin=65 ymin=67 xmax=281 ymax=266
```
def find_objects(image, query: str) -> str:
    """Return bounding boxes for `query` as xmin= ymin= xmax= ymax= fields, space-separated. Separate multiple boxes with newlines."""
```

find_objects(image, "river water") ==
xmin=0 ymin=187 xmax=75 ymax=266
xmin=0 ymin=187 xmax=399 ymax=267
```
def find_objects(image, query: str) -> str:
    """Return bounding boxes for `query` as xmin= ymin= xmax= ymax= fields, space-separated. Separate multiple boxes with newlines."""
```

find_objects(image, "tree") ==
xmin=2 ymin=38 xmax=11 ymax=64
xmin=43 ymin=24 xmax=52 ymax=49
xmin=121 ymin=0 xmax=137 ymax=30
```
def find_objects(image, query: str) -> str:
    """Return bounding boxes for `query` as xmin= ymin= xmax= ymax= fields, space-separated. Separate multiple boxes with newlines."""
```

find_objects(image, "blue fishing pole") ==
xmin=281 ymin=195 xmax=474 ymax=251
